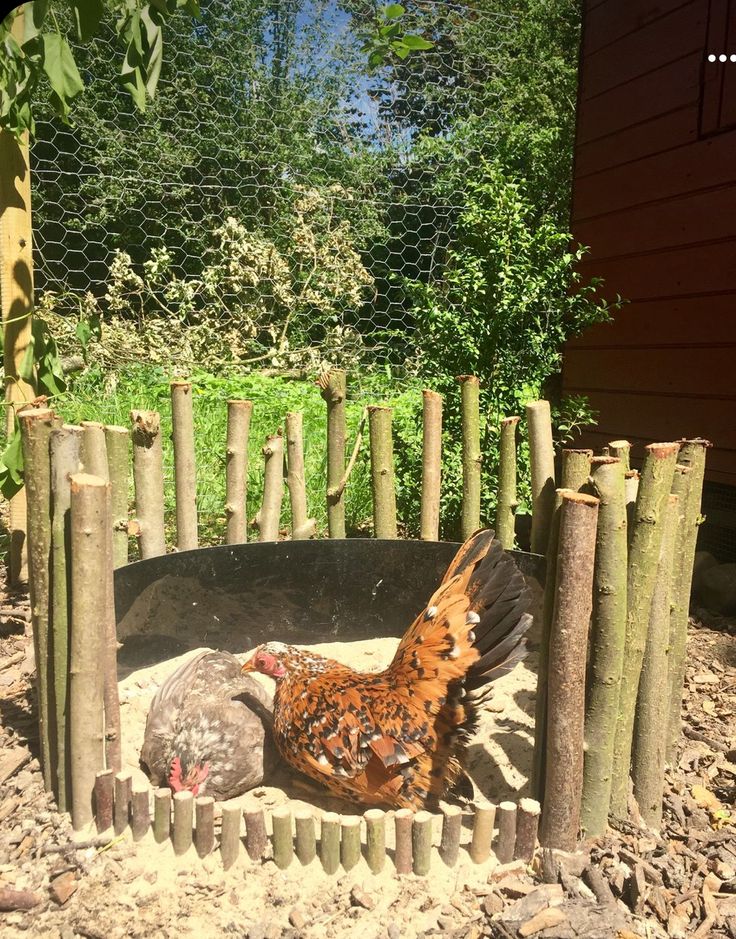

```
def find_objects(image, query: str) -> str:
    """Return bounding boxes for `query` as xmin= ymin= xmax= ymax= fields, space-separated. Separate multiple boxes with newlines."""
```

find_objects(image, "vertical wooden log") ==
xmin=113 ymin=772 xmax=132 ymax=836
xmin=93 ymin=769 xmax=114 ymax=833
xmin=394 ymin=808 xmax=413 ymax=875
xmin=340 ymin=815 xmax=361 ymax=871
xmin=412 ymin=811 xmax=432 ymax=876
xmin=173 ymin=790 xmax=194 ymax=855
xmin=221 ymin=802 xmax=242 ymax=869
xmin=495 ymin=801 xmax=517 ymax=863
xmin=170 ymin=381 xmax=198 ymax=551
xmin=470 ymin=801 xmax=495 ymax=864
xmin=368 ymin=405 xmax=398 ymax=539
xmin=69 ymin=473 xmax=108 ymax=830
xmin=624 ymin=469 xmax=640 ymax=532
xmin=666 ymin=440 xmax=709 ymax=760
xmin=320 ymin=812 xmax=340 ymax=875
xmin=320 ymin=369 xmax=347 ymax=539
xmin=104 ymin=425 xmax=130 ymax=568
xmin=514 ymin=799 xmax=541 ymax=863
xmin=632 ymin=494 xmax=680 ymax=829
xmin=581 ymin=457 xmax=628 ymax=837
xmin=220 ymin=802 xmax=242 ymax=870
xmin=102 ymin=479 xmax=121 ymax=774
xmin=225 ymin=400 xmax=252 ymax=544
xmin=50 ymin=425 xmax=80 ymax=812
xmin=286 ymin=412 xmax=316 ymax=540
xmin=257 ymin=433 xmax=284 ymax=542
xmin=131 ymin=787 xmax=150 ymax=841
xmin=2 ymin=9 xmax=36 ymax=586
xmin=153 ymin=788 xmax=171 ymax=843
xmin=496 ymin=416 xmax=520 ymax=550
xmin=194 ymin=796 xmax=215 ymax=857
xmin=439 ymin=804 xmax=462 ymax=867
xmin=364 ymin=809 xmax=386 ymax=874
xmin=540 ymin=491 xmax=599 ymax=852
xmin=458 ymin=375 xmax=481 ymax=539
xmin=19 ymin=409 xmax=55 ymax=791
xmin=560 ymin=449 xmax=593 ymax=493
xmin=608 ymin=440 xmax=631 ymax=472
xmin=420 ymin=390 xmax=442 ymax=541
xmin=130 ymin=410 xmax=166 ymax=559
xmin=526 ymin=400 xmax=556 ymax=555
xmin=295 ymin=809 xmax=316 ymax=865
xmin=244 ymin=806 xmax=267 ymax=861
xmin=272 ymin=806 xmax=293 ymax=869
xmin=610 ymin=442 xmax=680 ymax=816
xmin=80 ymin=422 xmax=109 ymax=480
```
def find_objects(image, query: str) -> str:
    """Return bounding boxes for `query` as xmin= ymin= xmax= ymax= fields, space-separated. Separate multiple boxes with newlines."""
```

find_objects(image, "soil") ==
xmin=1 ymin=569 xmax=735 ymax=939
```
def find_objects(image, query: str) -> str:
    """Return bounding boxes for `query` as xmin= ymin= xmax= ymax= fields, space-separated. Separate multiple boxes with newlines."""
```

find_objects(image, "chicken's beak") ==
xmin=241 ymin=658 xmax=256 ymax=674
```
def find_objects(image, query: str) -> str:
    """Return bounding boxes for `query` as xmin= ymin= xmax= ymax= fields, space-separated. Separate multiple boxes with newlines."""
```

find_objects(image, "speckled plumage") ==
xmin=141 ymin=649 xmax=274 ymax=800
xmin=243 ymin=530 xmax=532 ymax=809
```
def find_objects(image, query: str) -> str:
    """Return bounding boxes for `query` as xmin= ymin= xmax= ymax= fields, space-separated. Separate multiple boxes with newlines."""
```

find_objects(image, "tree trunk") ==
xmin=104 ymin=425 xmax=130 ymax=569
xmin=420 ymin=390 xmax=442 ymax=541
xmin=170 ymin=381 xmax=198 ymax=551
xmin=581 ymin=457 xmax=628 ymax=837
xmin=368 ymin=405 xmax=397 ymax=539
xmin=225 ymin=400 xmax=252 ymax=544
xmin=496 ymin=416 xmax=520 ymax=550
xmin=102 ymin=481 xmax=121 ymax=773
xmin=610 ymin=442 xmax=680 ymax=816
xmin=608 ymin=440 xmax=631 ymax=471
xmin=632 ymin=493 xmax=679 ymax=828
xmin=80 ymin=422 xmax=109 ymax=481
xmin=130 ymin=410 xmax=166 ymax=559
xmin=19 ymin=408 xmax=55 ymax=792
xmin=526 ymin=400 xmax=556 ymax=555
xmin=257 ymin=433 xmax=284 ymax=542
xmin=458 ymin=375 xmax=481 ymax=539
xmin=69 ymin=473 xmax=108 ymax=830
xmin=320 ymin=370 xmax=347 ymax=538
xmin=560 ymin=449 xmax=593 ymax=493
xmin=285 ymin=411 xmax=316 ymax=540
xmin=539 ymin=491 xmax=599 ymax=852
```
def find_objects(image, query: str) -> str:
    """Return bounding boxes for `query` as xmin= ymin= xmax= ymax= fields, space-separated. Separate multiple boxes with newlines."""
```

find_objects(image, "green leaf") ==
xmin=68 ymin=0 xmax=105 ymax=42
xmin=400 ymin=35 xmax=434 ymax=51
xmin=383 ymin=4 xmax=405 ymax=19
xmin=18 ymin=334 xmax=35 ymax=383
xmin=41 ymin=32 xmax=84 ymax=119
xmin=0 ymin=422 xmax=25 ymax=500
xmin=391 ymin=41 xmax=411 ymax=60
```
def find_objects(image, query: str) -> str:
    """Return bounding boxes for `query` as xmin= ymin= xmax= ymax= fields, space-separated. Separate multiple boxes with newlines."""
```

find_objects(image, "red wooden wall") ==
xmin=563 ymin=0 xmax=736 ymax=486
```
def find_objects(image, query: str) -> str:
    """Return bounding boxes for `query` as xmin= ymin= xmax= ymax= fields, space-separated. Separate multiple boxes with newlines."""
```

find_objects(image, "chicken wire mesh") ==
xmin=29 ymin=0 xmax=515 ymax=376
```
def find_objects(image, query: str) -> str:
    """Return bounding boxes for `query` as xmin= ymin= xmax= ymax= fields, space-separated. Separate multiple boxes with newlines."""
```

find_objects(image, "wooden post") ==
xmin=340 ymin=815 xmax=361 ymax=871
xmin=69 ymin=473 xmax=109 ymax=830
xmin=256 ymin=433 xmax=284 ymax=542
xmin=470 ymin=801 xmax=495 ymax=864
xmin=320 ymin=370 xmax=347 ymax=538
xmin=104 ymin=425 xmax=130 ymax=568
xmin=581 ymin=457 xmax=627 ymax=837
xmin=50 ymin=425 xmax=80 ymax=811
xmin=666 ymin=440 xmax=709 ymax=760
xmin=130 ymin=410 xmax=166 ymax=558
xmin=113 ymin=772 xmax=132 ymax=836
xmin=173 ymin=791 xmax=194 ymax=855
xmin=19 ymin=409 xmax=55 ymax=790
xmin=194 ymin=796 xmax=215 ymax=857
xmin=80 ymin=422 xmax=109 ymax=480
xmin=458 ymin=375 xmax=481 ymax=539
xmin=221 ymin=802 xmax=242 ymax=869
xmin=364 ymin=809 xmax=386 ymax=874
xmin=131 ymin=788 xmax=151 ymax=842
xmin=514 ymin=799 xmax=541 ymax=863
xmin=272 ymin=806 xmax=293 ymax=869
xmin=420 ymin=390 xmax=442 ymax=541
xmin=439 ymin=804 xmax=462 ymax=867
xmin=295 ymin=809 xmax=316 ymax=865
xmin=560 ymin=448 xmax=593 ymax=493
xmin=526 ymin=400 xmax=556 ymax=555
xmin=244 ymin=806 xmax=267 ymax=861
xmin=608 ymin=440 xmax=631 ymax=472
xmin=368 ymin=405 xmax=397 ymax=539
xmin=153 ymin=788 xmax=171 ymax=843
xmin=394 ymin=808 xmax=413 ymax=875
xmin=102 ymin=480 xmax=121 ymax=774
xmin=539 ymin=491 xmax=599 ymax=852
xmin=495 ymin=801 xmax=517 ymax=863
xmin=632 ymin=494 xmax=679 ymax=828
xmin=225 ymin=400 xmax=252 ymax=544
xmin=170 ymin=381 xmax=198 ymax=551
xmin=610 ymin=442 xmax=680 ymax=816
xmin=320 ymin=812 xmax=340 ymax=875
xmin=412 ymin=811 xmax=432 ymax=876
xmin=1 ymin=7 xmax=36 ymax=586
xmin=285 ymin=412 xmax=316 ymax=540
xmin=93 ymin=769 xmax=114 ymax=833
xmin=496 ymin=416 xmax=520 ymax=550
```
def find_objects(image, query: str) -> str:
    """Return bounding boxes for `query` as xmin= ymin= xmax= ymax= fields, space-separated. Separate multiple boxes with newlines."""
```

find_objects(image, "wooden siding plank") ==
xmin=583 ymin=0 xmax=695 ymax=57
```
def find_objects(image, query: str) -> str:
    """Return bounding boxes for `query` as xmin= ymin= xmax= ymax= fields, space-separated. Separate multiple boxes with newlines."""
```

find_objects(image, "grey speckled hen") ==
xmin=140 ymin=649 xmax=275 ymax=801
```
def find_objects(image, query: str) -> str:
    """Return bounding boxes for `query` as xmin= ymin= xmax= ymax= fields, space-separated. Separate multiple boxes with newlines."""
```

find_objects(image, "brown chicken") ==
xmin=241 ymin=530 xmax=532 ymax=809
